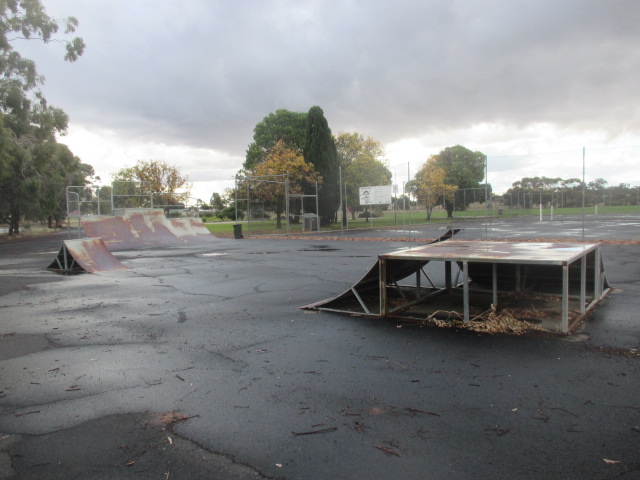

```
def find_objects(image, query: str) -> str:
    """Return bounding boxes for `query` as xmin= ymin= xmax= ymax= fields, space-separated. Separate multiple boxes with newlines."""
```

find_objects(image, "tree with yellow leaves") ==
xmin=112 ymin=160 xmax=191 ymax=208
xmin=250 ymin=140 xmax=321 ymax=229
xmin=413 ymin=157 xmax=458 ymax=221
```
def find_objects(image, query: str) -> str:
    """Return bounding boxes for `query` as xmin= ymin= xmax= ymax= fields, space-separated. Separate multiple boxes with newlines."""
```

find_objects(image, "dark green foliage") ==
xmin=217 ymin=204 xmax=243 ymax=220
xmin=0 ymin=0 xmax=90 ymax=234
xmin=430 ymin=145 xmax=487 ymax=217
xmin=244 ymin=109 xmax=307 ymax=169
xmin=504 ymin=176 xmax=638 ymax=208
xmin=303 ymin=106 xmax=339 ymax=225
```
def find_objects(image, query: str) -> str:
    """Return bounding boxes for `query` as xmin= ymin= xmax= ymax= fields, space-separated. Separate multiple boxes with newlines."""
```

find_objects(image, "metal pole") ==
xmin=285 ymin=173 xmax=290 ymax=235
xmin=344 ymin=182 xmax=348 ymax=230
xmin=379 ymin=258 xmax=387 ymax=316
xmin=339 ymin=166 xmax=344 ymax=235
xmin=580 ymin=255 xmax=586 ymax=313
xmin=394 ymin=167 xmax=398 ymax=226
xmin=582 ymin=147 xmax=586 ymax=241
xmin=463 ymin=189 xmax=466 ymax=218
xmin=485 ymin=157 xmax=488 ymax=239
xmin=234 ymin=178 xmax=238 ymax=224
xmin=539 ymin=193 xmax=543 ymax=222
xmin=247 ymin=179 xmax=250 ymax=235
xmin=492 ymin=263 xmax=498 ymax=307
xmin=407 ymin=162 xmax=411 ymax=242
xmin=315 ymin=182 xmax=320 ymax=232
xmin=595 ymin=247 xmax=602 ymax=299
xmin=463 ymin=261 xmax=469 ymax=323
xmin=562 ymin=264 xmax=569 ymax=333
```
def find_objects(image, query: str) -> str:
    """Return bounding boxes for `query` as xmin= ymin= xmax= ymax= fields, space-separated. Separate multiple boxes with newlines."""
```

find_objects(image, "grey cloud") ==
xmin=26 ymin=0 xmax=640 ymax=156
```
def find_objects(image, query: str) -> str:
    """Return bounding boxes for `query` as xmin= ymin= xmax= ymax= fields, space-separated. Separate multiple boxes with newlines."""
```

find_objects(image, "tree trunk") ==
xmin=446 ymin=206 xmax=454 ymax=218
xmin=8 ymin=210 xmax=20 ymax=235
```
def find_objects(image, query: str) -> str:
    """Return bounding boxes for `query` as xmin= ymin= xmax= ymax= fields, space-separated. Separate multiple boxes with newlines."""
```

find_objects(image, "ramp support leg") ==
xmin=562 ymin=264 xmax=569 ymax=333
xmin=463 ymin=261 xmax=469 ymax=323
xmin=492 ymin=263 xmax=498 ymax=307
xmin=379 ymin=257 xmax=387 ymax=316
xmin=594 ymin=248 xmax=602 ymax=299
xmin=580 ymin=256 xmax=587 ymax=313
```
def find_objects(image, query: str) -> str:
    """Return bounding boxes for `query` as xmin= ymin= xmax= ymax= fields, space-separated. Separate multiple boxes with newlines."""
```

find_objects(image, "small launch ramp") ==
xmin=302 ymin=240 xmax=610 ymax=333
xmin=47 ymin=238 xmax=127 ymax=274
xmin=80 ymin=210 xmax=218 ymax=250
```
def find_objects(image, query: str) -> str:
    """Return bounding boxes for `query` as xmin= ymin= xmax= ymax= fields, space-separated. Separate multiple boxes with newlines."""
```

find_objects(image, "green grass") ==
xmin=204 ymin=205 xmax=640 ymax=236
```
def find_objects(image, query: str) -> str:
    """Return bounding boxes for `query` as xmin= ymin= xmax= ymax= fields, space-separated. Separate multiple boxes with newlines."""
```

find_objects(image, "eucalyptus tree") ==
xmin=0 ymin=0 xmax=87 ymax=234
xmin=335 ymin=132 xmax=391 ymax=219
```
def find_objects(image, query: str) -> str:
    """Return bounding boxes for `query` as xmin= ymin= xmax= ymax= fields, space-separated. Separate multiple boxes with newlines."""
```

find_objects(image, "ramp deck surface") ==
xmin=80 ymin=210 xmax=217 ymax=250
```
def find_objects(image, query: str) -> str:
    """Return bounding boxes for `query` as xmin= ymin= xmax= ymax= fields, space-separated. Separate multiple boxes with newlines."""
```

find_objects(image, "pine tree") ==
xmin=303 ymin=106 xmax=339 ymax=225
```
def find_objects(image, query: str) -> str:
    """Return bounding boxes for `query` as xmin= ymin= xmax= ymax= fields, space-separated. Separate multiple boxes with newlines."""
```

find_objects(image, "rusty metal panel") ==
xmin=126 ymin=210 xmax=180 ymax=245
xmin=381 ymin=241 xmax=600 ymax=265
xmin=80 ymin=210 xmax=218 ymax=250
xmin=170 ymin=218 xmax=216 ymax=240
xmin=47 ymin=238 xmax=127 ymax=274
xmin=81 ymin=216 xmax=142 ymax=249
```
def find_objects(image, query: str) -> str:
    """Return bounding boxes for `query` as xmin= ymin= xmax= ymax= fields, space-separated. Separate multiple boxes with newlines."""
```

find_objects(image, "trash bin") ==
xmin=498 ymin=208 xmax=504 ymax=215
xmin=233 ymin=224 xmax=243 ymax=239
xmin=303 ymin=214 xmax=318 ymax=230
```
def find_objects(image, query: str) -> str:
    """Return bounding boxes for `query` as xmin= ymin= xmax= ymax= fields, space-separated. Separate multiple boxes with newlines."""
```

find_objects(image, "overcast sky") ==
xmin=20 ymin=0 xmax=640 ymax=201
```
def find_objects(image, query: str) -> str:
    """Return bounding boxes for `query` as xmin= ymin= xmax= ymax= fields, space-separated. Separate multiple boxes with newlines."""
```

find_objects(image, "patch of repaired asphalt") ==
xmin=0 ymin=277 xmax=61 ymax=297
xmin=0 ymin=334 xmax=53 ymax=361
xmin=0 ymin=411 xmax=271 ymax=479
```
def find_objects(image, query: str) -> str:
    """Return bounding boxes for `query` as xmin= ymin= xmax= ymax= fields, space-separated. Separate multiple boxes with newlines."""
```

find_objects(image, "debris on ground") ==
xmin=424 ymin=305 xmax=549 ymax=335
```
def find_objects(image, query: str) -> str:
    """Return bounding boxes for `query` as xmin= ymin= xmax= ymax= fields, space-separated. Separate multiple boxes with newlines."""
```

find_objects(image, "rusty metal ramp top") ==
xmin=170 ymin=217 xmax=219 ymax=241
xmin=47 ymin=238 xmax=128 ymax=274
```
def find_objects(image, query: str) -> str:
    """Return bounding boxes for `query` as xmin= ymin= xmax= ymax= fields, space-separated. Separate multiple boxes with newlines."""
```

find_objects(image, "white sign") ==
xmin=359 ymin=185 xmax=392 ymax=205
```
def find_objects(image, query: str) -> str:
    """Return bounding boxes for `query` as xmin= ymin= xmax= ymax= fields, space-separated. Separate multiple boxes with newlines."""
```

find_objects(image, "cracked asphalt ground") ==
xmin=1 ymin=217 xmax=639 ymax=479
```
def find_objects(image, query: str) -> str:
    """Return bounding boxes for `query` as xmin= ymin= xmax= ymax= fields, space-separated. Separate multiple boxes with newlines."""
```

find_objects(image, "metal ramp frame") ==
xmin=302 ymin=240 xmax=611 ymax=333
xmin=47 ymin=238 xmax=128 ymax=274
xmin=300 ymin=229 xmax=460 ymax=316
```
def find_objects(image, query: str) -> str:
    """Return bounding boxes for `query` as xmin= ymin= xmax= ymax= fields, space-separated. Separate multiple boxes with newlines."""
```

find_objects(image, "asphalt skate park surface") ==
xmin=0 ymin=214 xmax=639 ymax=479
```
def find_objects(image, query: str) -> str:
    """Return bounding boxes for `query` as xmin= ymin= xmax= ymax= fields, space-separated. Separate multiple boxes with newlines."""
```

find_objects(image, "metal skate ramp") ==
xmin=47 ymin=238 xmax=128 ymax=274
xmin=302 ymin=240 xmax=610 ymax=333
xmin=80 ymin=210 xmax=218 ymax=250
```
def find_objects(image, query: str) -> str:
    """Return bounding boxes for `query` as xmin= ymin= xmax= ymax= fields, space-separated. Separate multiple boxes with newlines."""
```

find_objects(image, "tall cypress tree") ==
xmin=303 ymin=106 xmax=339 ymax=225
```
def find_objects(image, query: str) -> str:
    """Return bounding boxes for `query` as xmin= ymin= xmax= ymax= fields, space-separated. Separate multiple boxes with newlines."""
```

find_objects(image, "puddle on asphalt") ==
xmin=299 ymin=245 xmax=341 ymax=252
xmin=0 ymin=333 xmax=54 ymax=360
